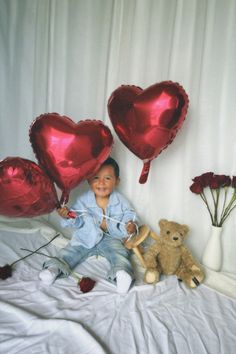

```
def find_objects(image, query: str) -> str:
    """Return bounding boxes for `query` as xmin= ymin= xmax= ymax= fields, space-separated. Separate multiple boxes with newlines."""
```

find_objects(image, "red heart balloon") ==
xmin=29 ymin=113 xmax=113 ymax=204
xmin=0 ymin=157 xmax=58 ymax=217
xmin=108 ymin=81 xmax=189 ymax=183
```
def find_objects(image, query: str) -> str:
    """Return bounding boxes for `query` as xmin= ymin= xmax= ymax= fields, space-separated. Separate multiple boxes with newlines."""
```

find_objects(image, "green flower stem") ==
xmin=200 ymin=192 xmax=214 ymax=224
xmin=220 ymin=206 xmax=236 ymax=226
xmin=221 ymin=192 xmax=236 ymax=218
xmin=70 ymin=271 xmax=82 ymax=282
xmin=11 ymin=233 xmax=60 ymax=267
xmin=214 ymin=189 xmax=220 ymax=226
xmin=219 ymin=187 xmax=229 ymax=223
xmin=209 ymin=188 xmax=218 ymax=225
xmin=209 ymin=188 xmax=217 ymax=209
xmin=20 ymin=248 xmax=59 ymax=261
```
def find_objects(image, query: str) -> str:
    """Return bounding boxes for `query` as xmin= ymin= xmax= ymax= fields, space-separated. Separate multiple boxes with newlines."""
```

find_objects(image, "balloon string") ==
xmin=70 ymin=209 xmax=136 ymax=226
xmin=68 ymin=209 xmax=139 ymax=235
xmin=139 ymin=161 xmax=151 ymax=184
xmin=70 ymin=210 xmax=126 ymax=225
xmin=60 ymin=190 xmax=69 ymax=205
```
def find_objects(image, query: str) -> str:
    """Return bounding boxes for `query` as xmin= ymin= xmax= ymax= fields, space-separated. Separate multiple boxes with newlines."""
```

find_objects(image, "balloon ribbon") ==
xmin=139 ymin=161 xmax=151 ymax=184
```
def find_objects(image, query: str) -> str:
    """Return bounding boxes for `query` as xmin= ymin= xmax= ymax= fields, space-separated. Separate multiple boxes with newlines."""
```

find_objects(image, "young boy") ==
xmin=39 ymin=157 xmax=139 ymax=293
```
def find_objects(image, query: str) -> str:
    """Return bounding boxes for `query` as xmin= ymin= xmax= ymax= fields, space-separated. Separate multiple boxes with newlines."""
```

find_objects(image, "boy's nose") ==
xmin=98 ymin=178 xmax=105 ymax=185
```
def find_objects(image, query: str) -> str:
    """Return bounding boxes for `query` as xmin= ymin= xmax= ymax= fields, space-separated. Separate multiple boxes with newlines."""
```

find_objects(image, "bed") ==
xmin=0 ymin=215 xmax=236 ymax=354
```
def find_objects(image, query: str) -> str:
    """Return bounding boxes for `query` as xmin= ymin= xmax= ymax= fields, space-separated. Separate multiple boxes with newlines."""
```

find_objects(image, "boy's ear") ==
xmin=116 ymin=177 xmax=120 ymax=186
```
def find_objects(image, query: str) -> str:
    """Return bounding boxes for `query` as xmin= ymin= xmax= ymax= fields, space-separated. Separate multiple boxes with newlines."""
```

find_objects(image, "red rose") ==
xmin=0 ymin=264 xmax=12 ymax=280
xmin=190 ymin=182 xmax=203 ymax=194
xmin=79 ymin=277 xmax=96 ymax=293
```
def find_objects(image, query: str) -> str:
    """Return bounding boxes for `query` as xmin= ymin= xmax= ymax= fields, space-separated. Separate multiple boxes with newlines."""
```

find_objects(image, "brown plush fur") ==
xmin=144 ymin=219 xmax=205 ymax=288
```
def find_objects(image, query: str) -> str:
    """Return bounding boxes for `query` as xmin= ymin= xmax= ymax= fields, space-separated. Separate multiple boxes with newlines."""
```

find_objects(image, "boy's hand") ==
xmin=126 ymin=221 xmax=137 ymax=235
xmin=57 ymin=207 xmax=70 ymax=218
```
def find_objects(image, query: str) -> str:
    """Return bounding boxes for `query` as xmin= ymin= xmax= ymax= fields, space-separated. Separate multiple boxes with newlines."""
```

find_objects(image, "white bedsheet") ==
xmin=0 ymin=220 xmax=236 ymax=354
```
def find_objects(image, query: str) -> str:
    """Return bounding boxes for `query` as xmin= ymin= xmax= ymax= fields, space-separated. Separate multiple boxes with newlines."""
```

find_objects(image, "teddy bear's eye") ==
xmin=180 ymin=233 xmax=183 ymax=237
xmin=166 ymin=230 xmax=170 ymax=234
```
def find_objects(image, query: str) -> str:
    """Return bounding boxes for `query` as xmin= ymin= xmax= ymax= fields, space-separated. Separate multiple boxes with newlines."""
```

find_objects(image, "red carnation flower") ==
xmin=200 ymin=172 xmax=214 ymax=187
xmin=193 ymin=172 xmax=214 ymax=187
xmin=190 ymin=182 xmax=203 ymax=194
xmin=215 ymin=174 xmax=231 ymax=187
xmin=0 ymin=264 xmax=12 ymax=280
xmin=209 ymin=175 xmax=221 ymax=189
xmin=232 ymin=176 xmax=236 ymax=188
xmin=79 ymin=277 xmax=96 ymax=293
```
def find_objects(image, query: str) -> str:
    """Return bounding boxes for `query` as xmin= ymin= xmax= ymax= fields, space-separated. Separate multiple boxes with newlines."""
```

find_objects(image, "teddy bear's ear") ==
xmin=182 ymin=224 xmax=189 ymax=234
xmin=159 ymin=219 xmax=168 ymax=228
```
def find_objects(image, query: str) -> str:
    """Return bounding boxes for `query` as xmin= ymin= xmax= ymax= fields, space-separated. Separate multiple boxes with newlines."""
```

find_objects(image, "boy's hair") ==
xmin=101 ymin=157 xmax=120 ymax=178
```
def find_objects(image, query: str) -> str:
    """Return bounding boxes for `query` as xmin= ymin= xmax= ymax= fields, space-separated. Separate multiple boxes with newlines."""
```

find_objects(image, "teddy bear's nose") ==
xmin=173 ymin=237 xmax=179 ymax=241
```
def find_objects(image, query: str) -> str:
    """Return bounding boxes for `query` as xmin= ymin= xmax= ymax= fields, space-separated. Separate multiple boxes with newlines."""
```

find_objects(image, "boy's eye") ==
xmin=92 ymin=176 xmax=99 ymax=180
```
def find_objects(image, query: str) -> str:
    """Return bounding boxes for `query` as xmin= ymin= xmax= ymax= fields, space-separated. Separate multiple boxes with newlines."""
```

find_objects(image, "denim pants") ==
xmin=43 ymin=234 xmax=134 ymax=283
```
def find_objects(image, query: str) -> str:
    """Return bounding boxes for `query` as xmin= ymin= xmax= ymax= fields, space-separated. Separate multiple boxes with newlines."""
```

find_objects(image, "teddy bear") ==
xmin=143 ymin=219 xmax=205 ymax=288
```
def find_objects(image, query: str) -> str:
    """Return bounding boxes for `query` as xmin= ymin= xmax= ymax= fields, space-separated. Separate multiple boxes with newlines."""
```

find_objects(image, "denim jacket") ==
xmin=61 ymin=189 xmax=139 ymax=249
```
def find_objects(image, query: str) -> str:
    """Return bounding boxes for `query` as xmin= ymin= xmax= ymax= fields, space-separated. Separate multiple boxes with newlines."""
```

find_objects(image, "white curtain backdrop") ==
xmin=0 ymin=0 xmax=236 ymax=272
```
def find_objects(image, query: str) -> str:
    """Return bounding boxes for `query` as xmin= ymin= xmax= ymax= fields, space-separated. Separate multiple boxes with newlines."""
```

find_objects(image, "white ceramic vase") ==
xmin=202 ymin=225 xmax=222 ymax=271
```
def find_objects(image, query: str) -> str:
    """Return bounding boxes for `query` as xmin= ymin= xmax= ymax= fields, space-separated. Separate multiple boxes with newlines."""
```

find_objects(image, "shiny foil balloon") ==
xmin=108 ymin=81 xmax=189 ymax=183
xmin=0 ymin=157 xmax=58 ymax=217
xmin=29 ymin=113 xmax=113 ymax=204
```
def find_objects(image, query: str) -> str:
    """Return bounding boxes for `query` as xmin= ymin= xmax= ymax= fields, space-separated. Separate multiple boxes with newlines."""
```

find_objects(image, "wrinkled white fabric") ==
xmin=0 ymin=301 xmax=106 ymax=354
xmin=0 ymin=227 xmax=236 ymax=354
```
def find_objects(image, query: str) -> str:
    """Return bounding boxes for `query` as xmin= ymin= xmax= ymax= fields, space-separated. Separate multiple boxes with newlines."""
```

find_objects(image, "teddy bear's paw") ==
xmin=189 ymin=272 xmax=204 ymax=288
xmin=144 ymin=269 xmax=160 ymax=284
xmin=191 ymin=264 xmax=200 ymax=272
xmin=194 ymin=271 xmax=205 ymax=284
xmin=191 ymin=277 xmax=200 ymax=287
xmin=180 ymin=273 xmax=201 ymax=288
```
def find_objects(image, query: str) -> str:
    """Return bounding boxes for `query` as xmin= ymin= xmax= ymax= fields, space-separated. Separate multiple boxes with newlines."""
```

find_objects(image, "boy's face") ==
xmin=88 ymin=165 xmax=119 ymax=198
